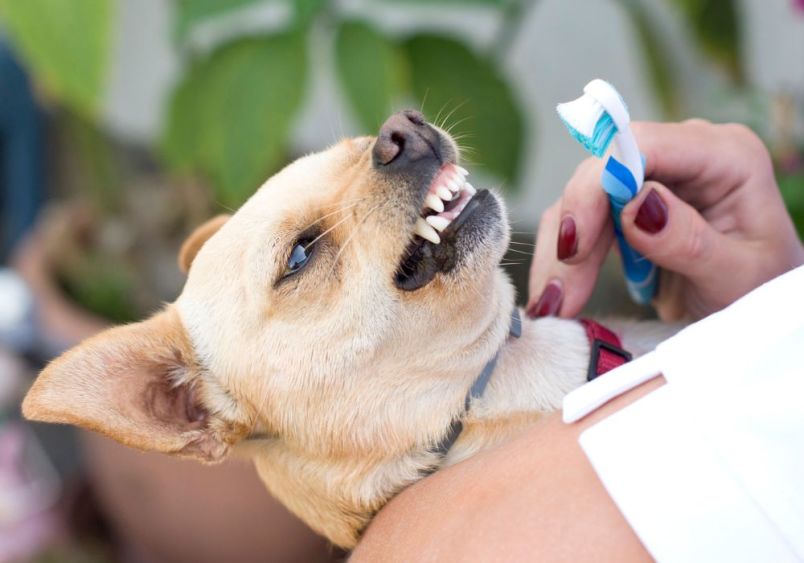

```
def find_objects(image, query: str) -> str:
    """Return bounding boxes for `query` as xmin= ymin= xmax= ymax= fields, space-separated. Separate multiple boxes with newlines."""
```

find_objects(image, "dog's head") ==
xmin=23 ymin=111 xmax=515 ymax=543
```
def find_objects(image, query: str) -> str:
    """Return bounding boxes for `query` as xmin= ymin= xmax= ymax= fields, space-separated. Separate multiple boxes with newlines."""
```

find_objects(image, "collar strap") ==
xmin=579 ymin=319 xmax=632 ymax=381
xmin=429 ymin=308 xmax=522 ymax=459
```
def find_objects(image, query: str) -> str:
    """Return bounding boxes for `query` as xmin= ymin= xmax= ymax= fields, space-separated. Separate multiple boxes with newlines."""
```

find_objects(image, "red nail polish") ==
xmin=634 ymin=188 xmax=668 ymax=234
xmin=557 ymin=215 xmax=578 ymax=261
xmin=527 ymin=280 xmax=563 ymax=318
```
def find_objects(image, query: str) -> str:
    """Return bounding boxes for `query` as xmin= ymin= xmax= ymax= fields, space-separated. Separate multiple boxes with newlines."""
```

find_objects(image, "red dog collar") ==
xmin=579 ymin=319 xmax=632 ymax=381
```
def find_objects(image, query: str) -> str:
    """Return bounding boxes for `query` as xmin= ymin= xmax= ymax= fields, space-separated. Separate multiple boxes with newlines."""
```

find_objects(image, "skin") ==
xmin=357 ymin=120 xmax=804 ymax=559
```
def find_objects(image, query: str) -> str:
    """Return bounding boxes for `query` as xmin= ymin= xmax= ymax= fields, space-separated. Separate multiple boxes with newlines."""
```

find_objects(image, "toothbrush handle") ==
xmin=601 ymin=156 xmax=658 ymax=305
xmin=608 ymin=197 xmax=659 ymax=305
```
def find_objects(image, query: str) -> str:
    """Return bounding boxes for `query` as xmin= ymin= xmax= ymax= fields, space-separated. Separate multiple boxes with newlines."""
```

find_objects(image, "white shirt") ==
xmin=563 ymin=265 xmax=804 ymax=562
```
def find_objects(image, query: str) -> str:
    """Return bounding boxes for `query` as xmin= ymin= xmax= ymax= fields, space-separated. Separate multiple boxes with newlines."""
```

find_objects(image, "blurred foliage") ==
xmin=163 ymin=33 xmax=307 ymax=208
xmin=779 ymin=171 xmax=804 ymax=239
xmin=615 ymin=0 xmax=742 ymax=117
xmin=406 ymin=34 xmax=523 ymax=183
xmin=335 ymin=21 xmax=405 ymax=132
xmin=174 ymin=0 xmax=264 ymax=40
xmin=671 ymin=0 xmax=743 ymax=82
xmin=0 ymin=0 xmax=747 ymax=209
xmin=0 ymin=0 xmax=113 ymax=119
xmin=163 ymin=1 xmax=527 ymax=201
xmin=614 ymin=0 xmax=680 ymax=117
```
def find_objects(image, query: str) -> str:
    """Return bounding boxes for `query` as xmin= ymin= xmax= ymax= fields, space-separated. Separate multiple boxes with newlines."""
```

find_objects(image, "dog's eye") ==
xmin=284 ymin=240 xmax=314 ymax=277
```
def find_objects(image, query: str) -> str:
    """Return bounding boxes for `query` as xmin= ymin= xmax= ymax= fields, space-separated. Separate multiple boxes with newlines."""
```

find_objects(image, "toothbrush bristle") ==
xmin=556 ymin=94 xmax=619 ymax=157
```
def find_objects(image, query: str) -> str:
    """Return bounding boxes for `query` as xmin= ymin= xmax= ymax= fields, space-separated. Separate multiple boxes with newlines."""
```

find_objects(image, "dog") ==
xmin=22 ymin=110 xmax=672 ymax=548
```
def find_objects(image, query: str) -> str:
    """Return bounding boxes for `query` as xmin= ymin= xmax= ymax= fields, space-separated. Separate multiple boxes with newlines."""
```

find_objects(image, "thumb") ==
xmin=621 ymin=182 xmax=742 ymax=283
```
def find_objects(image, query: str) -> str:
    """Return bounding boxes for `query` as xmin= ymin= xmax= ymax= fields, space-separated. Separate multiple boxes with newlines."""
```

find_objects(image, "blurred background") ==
xmin=0 ymin=0 xmax=802 ymax=561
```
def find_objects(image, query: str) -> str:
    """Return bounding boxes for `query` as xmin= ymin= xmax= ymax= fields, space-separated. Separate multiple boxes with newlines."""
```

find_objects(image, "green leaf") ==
xmin=162 ymin=33 xmax=307 ymax=207
xmin=671 ymin=0 xmax=742 ymax=82
xmin=174 ymin=0 xmax=266 ymax=41
xmin=335 ymin=21 xmax=405 ymax=132
xmin=162 ymin=60 xmax=210 ymax=173
xmin=291 ymin=0 xmax=327 ymax=28
xmin=404 ymin=34 xmax=524 ymax=187
xmin=0 ymin=0 xmax=114 ymax=118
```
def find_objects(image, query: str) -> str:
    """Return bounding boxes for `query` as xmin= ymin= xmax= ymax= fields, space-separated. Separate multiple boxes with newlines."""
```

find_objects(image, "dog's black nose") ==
xmin=373 ymin=110 xmax=438 ymax=168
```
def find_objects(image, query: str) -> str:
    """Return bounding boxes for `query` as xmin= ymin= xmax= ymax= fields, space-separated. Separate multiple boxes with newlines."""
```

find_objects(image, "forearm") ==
xmin=352 ymin=377 xmax=666 ymax=562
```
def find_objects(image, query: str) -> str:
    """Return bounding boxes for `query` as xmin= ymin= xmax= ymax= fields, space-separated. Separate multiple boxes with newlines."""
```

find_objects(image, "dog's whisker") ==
xmin=506 ymin=248 xmax=535 ymax=257
xmin=215 ymin=201 xmax=238 ymax=214
xmin=327 ymin=203 xmax=384 ymax=279
xmin=440 ymin=100 xmax=469 ymax=133
xmin=433 ymin=100 xmax=452 ymax=131
xmin=298 ymin=201 xmax=363 ymax=235
xmin=444 ymin=113 xmax=472 ymax=136
xmin=305 ymin=210 xmax=359 ymax=251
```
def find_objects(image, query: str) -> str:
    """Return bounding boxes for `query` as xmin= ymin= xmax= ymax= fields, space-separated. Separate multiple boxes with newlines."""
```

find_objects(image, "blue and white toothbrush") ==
xmin=557 ymin=78 xmax=658 ymax=305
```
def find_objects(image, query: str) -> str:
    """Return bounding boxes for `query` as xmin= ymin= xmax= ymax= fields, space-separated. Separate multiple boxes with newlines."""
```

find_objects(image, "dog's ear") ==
xmin=178 ymin=214 xmax=230 ymax=274
xmin=22 ymin=307 xmax=244 ymax=462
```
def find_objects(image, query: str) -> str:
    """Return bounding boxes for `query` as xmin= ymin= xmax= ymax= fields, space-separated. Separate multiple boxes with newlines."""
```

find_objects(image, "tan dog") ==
xmin=23 ymin=111 xmax=670 ymax=548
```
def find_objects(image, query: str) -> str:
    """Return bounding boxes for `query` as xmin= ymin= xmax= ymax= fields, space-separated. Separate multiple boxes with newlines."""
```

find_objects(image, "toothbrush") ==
xmin=556 ymin=78 xmax=658 ymax=305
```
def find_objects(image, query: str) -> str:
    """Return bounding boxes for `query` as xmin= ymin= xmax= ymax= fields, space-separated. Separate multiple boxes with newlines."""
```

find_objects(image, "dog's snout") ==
xmin=373 ymin=110 xmax=437 ymax=168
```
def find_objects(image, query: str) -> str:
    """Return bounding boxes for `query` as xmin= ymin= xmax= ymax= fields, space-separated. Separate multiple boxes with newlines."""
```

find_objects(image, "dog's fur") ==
xmin=23 ymin=117 xmax=672 ymax=548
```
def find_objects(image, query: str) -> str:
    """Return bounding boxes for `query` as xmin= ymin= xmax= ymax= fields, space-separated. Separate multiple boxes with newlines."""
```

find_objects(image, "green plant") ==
xmin=162 ymin=0 xmax=528 ymax=206
xmin=3 ymin=0 xmax=530 ymax=210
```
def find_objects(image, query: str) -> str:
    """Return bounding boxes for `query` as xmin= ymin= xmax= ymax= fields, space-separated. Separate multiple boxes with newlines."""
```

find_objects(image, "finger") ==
xmin=554 ymin=225 xmax=614 ymax=318
xmin=528 ymin=201 xmax=562 ymax=315
xmin=621 ymin=181 xmax=745 ymax=284
xmin=527 ymin=201 xmax=615 ymax=319
xmin=631 ymin=120 xmax=772 ymax=208
xmin=556 ymin=158 xmax=611 ymax=265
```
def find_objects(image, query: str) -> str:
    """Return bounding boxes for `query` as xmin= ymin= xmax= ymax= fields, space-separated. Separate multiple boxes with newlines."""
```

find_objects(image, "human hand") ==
xmin=527 ymin=120 xmax=804 ymax=321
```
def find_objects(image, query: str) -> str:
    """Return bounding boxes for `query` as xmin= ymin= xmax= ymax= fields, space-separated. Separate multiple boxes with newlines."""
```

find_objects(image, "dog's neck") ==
xmin=441 ymin=311 xmax=590 ymax=465
xmin=248 ymin=283 xmax=595 ymax=548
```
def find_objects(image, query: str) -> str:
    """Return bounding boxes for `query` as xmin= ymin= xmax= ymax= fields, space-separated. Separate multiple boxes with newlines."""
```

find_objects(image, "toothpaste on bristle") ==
xmin=556 ymin=95 xmax=617 ymax=158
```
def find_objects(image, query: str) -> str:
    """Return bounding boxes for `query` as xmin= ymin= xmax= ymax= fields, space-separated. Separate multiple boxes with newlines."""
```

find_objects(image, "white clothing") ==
xmin=563 ymin=265 xmax=804 ymax=562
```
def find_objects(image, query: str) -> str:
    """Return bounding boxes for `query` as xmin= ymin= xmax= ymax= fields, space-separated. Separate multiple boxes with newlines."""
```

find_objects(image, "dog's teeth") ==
xmin=465 ymin=182 xmax=477 ymax=196
xmin=436 ymin=186 xmax=453 ymax=201
xmin=456 ymin=166 xmax=469 ymax=176
xmin=447 ymin=179 xmax=461 ymax=192
xmin=415 ymin=217 xmax=441 ymax=244
xmin=426 ymin=215 xmax=451 ymax=232
xmin=424 ymin=194 xmax=445 ymax=213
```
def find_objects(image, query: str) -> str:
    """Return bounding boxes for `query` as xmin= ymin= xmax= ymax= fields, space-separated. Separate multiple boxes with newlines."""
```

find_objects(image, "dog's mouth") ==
xmin=395 ymin=163 xmax=491 ymax=291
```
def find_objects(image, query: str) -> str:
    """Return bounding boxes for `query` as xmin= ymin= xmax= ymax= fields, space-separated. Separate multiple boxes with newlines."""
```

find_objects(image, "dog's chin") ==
xmin=394 ymin=189 xmax=505 ymax=291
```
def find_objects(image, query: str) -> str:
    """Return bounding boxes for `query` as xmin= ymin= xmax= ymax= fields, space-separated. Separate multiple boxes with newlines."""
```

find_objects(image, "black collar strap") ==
xmin=429 ymin=308 xmax=522 ymax=459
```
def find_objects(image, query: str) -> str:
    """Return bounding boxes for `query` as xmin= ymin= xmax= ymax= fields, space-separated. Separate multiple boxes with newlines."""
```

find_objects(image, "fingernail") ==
xmin=634 ymin=188 xmax=668 ymax=234
xmin=556 ymin=215 xmax=578 ymax=261
xmin=526 ymin=280 xmax=563 ymax=319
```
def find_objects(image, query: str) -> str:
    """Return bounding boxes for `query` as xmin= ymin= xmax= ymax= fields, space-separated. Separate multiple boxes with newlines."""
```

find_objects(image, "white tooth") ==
xmin=447 ymin=179 xmax=461 ymax=192
xmin=415 ymin=217 xmax=441 ymax=244
xmin=426 ymin=215 xmax=451 ymax=232
xmin=456 ymin=166 xmax=469 ymax=176
xmin=436 ymin=186 xmax=453 ymax=201
xmin=424 ymin=194 xmax=445 ymax=213
xmin=465 ymin=182 xmax=477 ymax=195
